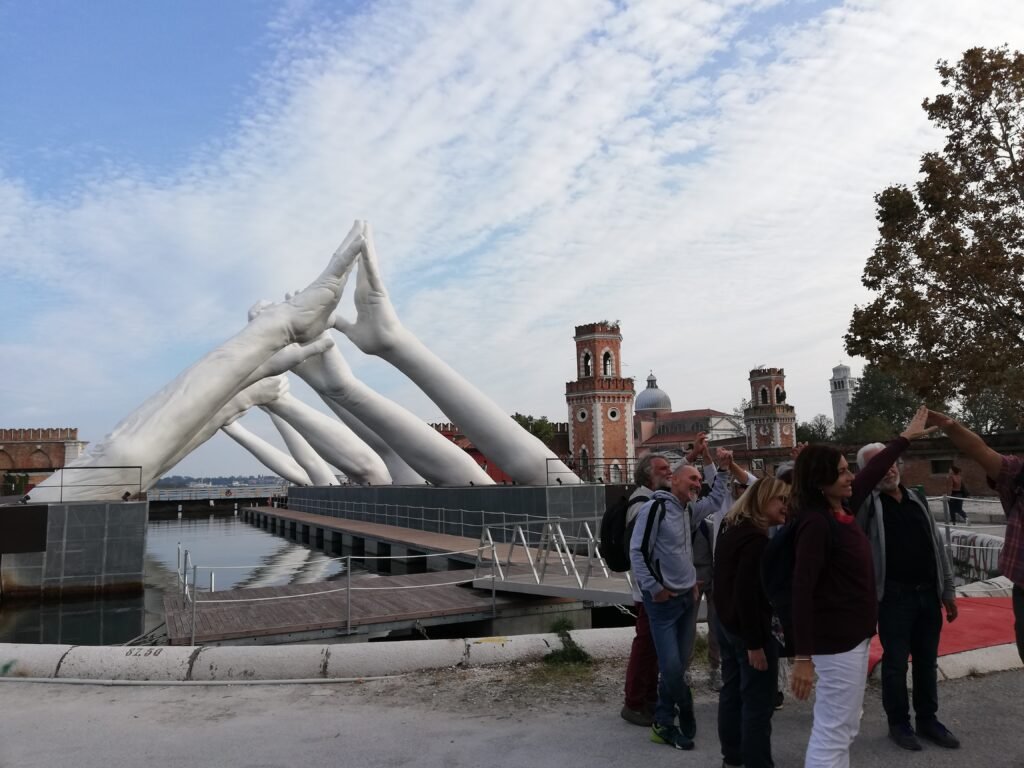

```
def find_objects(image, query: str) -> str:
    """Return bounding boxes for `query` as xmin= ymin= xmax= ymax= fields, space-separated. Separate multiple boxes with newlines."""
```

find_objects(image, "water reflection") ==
xmin=0 ymin=513 xmax=358 ymax=645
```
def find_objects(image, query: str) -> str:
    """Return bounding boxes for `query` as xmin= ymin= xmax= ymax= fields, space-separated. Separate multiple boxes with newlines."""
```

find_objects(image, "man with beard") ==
xmin=855 ymin=442 xmax=959 ymax=752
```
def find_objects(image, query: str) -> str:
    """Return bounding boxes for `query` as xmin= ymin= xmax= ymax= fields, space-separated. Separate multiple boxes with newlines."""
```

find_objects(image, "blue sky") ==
xmin=2 ymin=0 xmax=1023 ymax=476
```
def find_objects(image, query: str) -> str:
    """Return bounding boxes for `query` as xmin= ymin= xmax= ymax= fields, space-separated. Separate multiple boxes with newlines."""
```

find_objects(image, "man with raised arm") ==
xmin=629 ymin=448 xmax=733 ymax=751
xmin=926 ymin=410 xmax=1024 ymax=664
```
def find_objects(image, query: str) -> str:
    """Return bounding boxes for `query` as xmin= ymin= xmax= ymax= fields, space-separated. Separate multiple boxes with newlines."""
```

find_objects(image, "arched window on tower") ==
xmin=580 ymin=448 xmax=590 ymax=480
xmin=582 ymin=352 xmax=592 ymax=378
xmin=760 ymin=387 xmax=769 ymax=405
xmin=775 ymin=386 xmax=783 ymax=403
xmin=602 ymin=351 xmax=613 ymax=376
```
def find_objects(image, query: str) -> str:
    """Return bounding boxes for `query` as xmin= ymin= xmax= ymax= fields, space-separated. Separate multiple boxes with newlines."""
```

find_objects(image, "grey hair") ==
xmin=634 ymin=452 xmax=671 ymax=486
xmin=856 ymin=442 xmax=886 ymax=471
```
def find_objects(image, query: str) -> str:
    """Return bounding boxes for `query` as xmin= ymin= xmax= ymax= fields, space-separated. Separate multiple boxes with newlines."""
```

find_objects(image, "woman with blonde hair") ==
xmin=713 ymin=476 xmax=790 ymax=768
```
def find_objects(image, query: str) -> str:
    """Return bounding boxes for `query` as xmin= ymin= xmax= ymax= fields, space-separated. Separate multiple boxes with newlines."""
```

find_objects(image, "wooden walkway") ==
xmin=241 ymin=506 xmax=535 ymax=565
xmin=164 ymin=570 xmax=564 ymax=645
xmin=163 ymin=506 xmax=632 ymax=645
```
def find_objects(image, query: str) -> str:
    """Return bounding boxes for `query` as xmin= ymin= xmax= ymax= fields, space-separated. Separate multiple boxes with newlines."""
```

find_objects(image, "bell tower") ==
xmin=565 ymin=322 xmax=635 ymax=482
xmin=744 ymin=367 xmax=797 ymax=449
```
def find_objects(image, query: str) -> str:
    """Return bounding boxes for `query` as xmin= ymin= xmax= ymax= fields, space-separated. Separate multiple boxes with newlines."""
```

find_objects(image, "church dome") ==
xmin=635 ymin=372 xmax=672 ymax=412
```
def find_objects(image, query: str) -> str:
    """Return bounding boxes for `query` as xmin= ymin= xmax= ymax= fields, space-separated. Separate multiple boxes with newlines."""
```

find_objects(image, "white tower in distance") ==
xmin=830 ymin=364 xmax=859 ymax=429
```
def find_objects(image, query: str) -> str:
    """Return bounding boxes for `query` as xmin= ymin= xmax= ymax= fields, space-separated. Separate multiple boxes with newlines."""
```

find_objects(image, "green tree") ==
xmin=835 ymin=364 xmax=922 ymax=444
xmin=796 ymin=414 xmax=834 ymax=443
xmin=845 ymin=46 xmax=1024 ymax=423
xmin=512 ymin=413 xmax=556 ymax=445
xmin=955 ymin=389 xmax=1022 ymax=433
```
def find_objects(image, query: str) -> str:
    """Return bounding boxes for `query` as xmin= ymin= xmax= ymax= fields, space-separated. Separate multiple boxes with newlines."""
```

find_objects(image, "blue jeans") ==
xmin=642 ymin=589 xmax=697 ymax=728
xmin=878 ymin=583 xmax=942 ymax=726
xmin=716 ymin=624 xmax=778 ymax=768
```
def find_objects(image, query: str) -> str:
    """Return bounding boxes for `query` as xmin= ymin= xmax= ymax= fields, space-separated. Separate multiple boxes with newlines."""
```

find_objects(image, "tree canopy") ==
xmin=796 ymin=414 xmax=834 ymax=443
xmin=511 ymin=413 xmax=557 ymax=445
xmin=845 ymin=46 xmax=1024 ymax=426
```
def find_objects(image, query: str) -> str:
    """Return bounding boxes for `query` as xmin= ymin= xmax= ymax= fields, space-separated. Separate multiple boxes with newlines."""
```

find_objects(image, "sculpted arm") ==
xmin=221 ymin=421 xmax=313 ymax=486
xmin=27 ymin=223 xmax=365 ymax=502
xmin=261 ymin=391 xmax=391 ymax=485
xmin=292 ymin=339 xmax=492 ymax=486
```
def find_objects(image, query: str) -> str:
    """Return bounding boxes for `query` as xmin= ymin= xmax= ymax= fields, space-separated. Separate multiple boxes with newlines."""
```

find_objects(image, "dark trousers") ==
xmin=948 ymin=492 xmax=967 ymax=523
xmin=624 ymin=601 xmax=659 ymax=712
xmin=1014 ymin=584 xmax=1024 ymax=665
xmin=716 ymin=623 xmax=778 ymax=768
xmin=878 ymin=583 xmax=942 ymax=726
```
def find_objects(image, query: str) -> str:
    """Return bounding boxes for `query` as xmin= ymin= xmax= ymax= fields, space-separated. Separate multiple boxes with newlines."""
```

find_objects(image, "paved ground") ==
xmin=1 ymin=662 xmax=1021 ymax=768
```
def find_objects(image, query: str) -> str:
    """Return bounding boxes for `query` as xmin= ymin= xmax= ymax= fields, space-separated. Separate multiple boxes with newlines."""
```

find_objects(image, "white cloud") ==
xmin=3 ymin=0 xmax=1024 ymax=473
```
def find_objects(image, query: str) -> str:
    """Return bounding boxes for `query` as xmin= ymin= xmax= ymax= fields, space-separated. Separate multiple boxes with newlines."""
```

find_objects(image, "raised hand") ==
xmin=925 ymin=409 xmax=957 ymax=432
xmin=715 ymin=447 xmax=734 ymax=470
xmin=901 ymin=405 xmax=939 ymax=441
xmin=273 ymin=220 xmax=364 ymax=344
xmin=333 ymin=222 xmax=409 ymax=357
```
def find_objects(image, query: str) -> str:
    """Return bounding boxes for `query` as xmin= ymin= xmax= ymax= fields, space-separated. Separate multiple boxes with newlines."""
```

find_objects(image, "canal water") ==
xmin=0 ymin=511 xmax=362 ymax=646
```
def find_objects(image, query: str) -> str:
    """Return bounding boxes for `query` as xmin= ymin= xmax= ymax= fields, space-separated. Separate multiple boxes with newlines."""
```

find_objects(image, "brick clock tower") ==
xmin=565 ymin=322 xmax=635 ymax=482
xmin=744 ymin=367 xmax=797 ymax=449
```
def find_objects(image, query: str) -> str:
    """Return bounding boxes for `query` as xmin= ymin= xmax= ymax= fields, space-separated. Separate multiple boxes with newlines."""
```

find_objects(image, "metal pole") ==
xmin=490 ymin=544 xmax=497 ymax=618
xmin=210 ymin=571 xmax=216 ymax=593
xmin=182 ymin=550 xmax=190 ymax=599
xmin=346 ymin=555 xmax=352 ymax=635
xmin=190 ymin=564 xmax=199 ymax=645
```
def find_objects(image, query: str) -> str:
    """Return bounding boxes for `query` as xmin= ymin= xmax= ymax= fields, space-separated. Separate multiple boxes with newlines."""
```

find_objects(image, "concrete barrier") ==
xmin=1 ymin=620 xmax=1017 ymax=684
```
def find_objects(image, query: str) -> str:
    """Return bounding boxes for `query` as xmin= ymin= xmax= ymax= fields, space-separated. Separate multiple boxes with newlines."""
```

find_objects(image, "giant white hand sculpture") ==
xmin=27 ymin=223 xmax=367 ymax=502
xmin=292 ymin=334 xmax=494 ymax=486
xmin=334 ymin=224 xmax=580 ymax=486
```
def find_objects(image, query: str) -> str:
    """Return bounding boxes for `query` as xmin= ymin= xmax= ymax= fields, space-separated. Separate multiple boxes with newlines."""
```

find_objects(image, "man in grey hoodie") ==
xmin=630 ymin=449 xmax=732 ymax=751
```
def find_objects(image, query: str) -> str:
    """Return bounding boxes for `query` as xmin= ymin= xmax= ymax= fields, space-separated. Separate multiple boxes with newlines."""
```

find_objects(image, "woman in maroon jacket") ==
xmin=713 ymin=475 xmax=790 ymax=768
xmin=789 ymin=406 xmax=934 ymax=767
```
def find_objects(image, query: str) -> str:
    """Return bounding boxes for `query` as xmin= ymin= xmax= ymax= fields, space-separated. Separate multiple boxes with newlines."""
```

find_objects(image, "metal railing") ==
xmin=174 ymin=542 xmax=487 ymax=646
xmin=546 ymin=456 xmax=633 ymax=485
xmin=149 ymin=483 xmax=288 ymax=502
xmin=287 ymin=497 xmax=555 ymax=545
xmin=932 ymin=494 xmax=1006 ymax=583
xmin=472 ymin=516 xmax=626 ymax=592
xmin=30 ymin=464 xmax=144 ymax=502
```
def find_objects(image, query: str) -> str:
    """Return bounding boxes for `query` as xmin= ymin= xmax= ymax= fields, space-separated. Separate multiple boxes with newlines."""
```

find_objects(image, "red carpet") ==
xmin=867 ymin=596 xmax=1015 ymax=676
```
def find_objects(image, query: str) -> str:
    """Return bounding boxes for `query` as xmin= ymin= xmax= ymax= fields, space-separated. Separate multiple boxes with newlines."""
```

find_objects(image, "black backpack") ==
xmin=760 ymin=511 xmax=838 ymax=649
xmin=599 ymin=494 xmax=648 ymax=572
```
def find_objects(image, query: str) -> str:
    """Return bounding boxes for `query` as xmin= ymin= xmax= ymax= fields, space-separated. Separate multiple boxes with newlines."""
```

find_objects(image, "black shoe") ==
xmin=620 ymin=705 xmax=653 ymax=727
xmin=774 ymin=690 xmax=785 ymax=710
xmin=917 ymin=719 xmax=960 ymax=749
xmin=889 ymin=723 xmax=923 ymax=751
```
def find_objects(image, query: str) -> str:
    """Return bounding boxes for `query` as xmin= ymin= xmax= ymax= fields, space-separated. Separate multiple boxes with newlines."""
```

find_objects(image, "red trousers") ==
xmin=623 ymin=601 xmax=659 ymax=711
